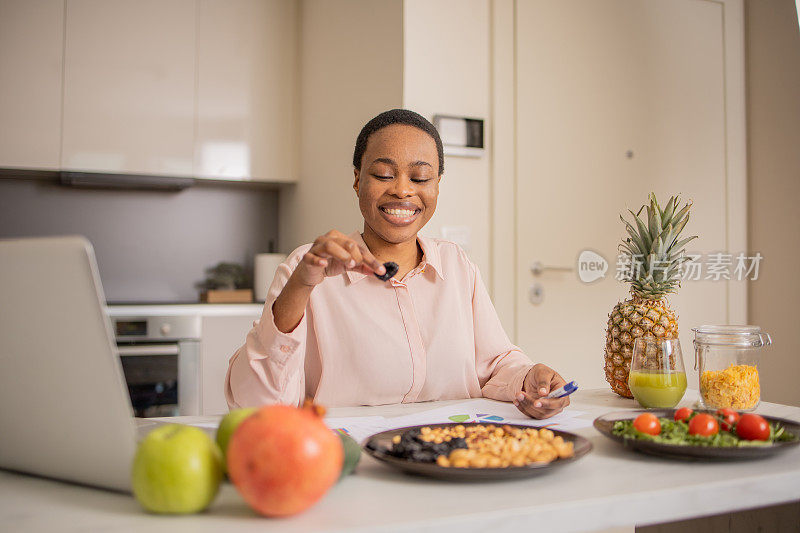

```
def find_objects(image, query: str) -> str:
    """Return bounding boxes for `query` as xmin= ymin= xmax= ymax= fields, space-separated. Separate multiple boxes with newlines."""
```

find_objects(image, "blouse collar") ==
xmin=345 ymin=231 xmax=444 ymax=284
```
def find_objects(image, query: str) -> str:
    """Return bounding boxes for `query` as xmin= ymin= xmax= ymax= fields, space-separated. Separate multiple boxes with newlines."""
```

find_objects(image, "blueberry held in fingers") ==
xmin=375 ymin=261 xmax=399 ymax=281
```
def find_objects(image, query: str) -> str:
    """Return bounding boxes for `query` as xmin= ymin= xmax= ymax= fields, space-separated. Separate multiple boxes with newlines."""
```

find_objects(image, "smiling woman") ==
xmin=224 ymin=109 xmax=569 ymax=419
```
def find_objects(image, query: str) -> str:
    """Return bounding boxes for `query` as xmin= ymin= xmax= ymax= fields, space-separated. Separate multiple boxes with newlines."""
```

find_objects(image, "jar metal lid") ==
xmin=692 ymin=325 xmax=772 ymax=347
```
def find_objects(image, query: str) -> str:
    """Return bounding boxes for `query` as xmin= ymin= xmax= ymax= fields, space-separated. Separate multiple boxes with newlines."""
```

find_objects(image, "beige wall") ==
xmin=746 ymin=0 xmax=800 ymax=407
xmin=402 ymin=0 xmax=492 ymax=279
xmin=279 ymin=0 xmax=404 ymax=252
xmin=490 ymin=0 xmax=516 ymax=333
xmin=284 ymin=0 xmax=494 ymax=279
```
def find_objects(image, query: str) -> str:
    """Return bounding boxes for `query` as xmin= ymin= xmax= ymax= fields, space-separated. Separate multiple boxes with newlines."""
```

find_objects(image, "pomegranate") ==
xmin=227 ymin=401 xmax=343 ymax=517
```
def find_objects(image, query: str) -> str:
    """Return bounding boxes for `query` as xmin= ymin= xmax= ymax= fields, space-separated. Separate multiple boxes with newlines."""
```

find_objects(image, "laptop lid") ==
xmin=0 ymin=236 xmax=136 ymax=492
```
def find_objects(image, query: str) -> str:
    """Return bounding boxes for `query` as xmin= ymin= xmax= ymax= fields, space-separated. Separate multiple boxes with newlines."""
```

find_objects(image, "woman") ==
xmin=225 ymin=109 xmax=569 ymax=419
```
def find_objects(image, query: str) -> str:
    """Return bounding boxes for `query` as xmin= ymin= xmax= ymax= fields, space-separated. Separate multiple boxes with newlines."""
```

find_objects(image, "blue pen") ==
xmin=546 ymin=381 xmax=578 ymax=399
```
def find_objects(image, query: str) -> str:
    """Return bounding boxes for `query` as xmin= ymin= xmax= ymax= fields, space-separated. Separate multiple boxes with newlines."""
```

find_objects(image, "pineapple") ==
xmin=604 ymin=193 xmax=697 ymax=398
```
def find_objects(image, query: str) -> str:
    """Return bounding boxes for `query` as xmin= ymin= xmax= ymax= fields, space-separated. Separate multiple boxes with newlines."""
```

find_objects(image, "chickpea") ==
xmin=470 ymin=455 xmax=489 ymax=468
xmin=539 ymin=449 xmax=558 ymax=462
xmin=449 ymin=449 xmax=470 ymax=461
xmin=555 ymin=442 xmax=574 ymax=459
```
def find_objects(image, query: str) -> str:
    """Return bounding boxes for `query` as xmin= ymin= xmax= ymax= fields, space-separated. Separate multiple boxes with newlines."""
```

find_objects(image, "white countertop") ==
xmin=1 ymin=390 xmax=799 ymax=532
xmin=106 ymin=303 xmax=264 ymax=317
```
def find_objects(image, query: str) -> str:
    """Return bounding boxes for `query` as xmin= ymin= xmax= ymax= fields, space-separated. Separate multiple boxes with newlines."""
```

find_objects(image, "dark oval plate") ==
xmin=594 ymin=409 xmax=800 ymax=460
xmin=362 ymin=422 xmax=592 ymax=481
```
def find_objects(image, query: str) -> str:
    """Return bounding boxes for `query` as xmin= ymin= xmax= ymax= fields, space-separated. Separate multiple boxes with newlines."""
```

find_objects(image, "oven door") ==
xmin=117 ymin=340 xmax=200 ymax=417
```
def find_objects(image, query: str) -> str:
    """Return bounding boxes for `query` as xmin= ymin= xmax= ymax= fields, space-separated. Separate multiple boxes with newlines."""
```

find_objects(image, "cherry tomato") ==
xmin=716 ymin=408 xmax=740 ymax=432
xmin=633 ymin=413 xmax=661 ymax=436
xmin=674 ymin=407 xmax=693 ymax=422
xmin=736 ymin=413 xmax=770 ymax=441
xmin=688 ymin=413 xmax=719 ymax=437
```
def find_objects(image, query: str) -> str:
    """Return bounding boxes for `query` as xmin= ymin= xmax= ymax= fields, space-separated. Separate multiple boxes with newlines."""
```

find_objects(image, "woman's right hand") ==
xmin=292 ymin=230 xmax=386 ymax=287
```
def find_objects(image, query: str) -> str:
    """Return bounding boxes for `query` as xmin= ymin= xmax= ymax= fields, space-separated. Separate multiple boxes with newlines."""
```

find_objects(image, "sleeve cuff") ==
xmin=253 ymin=301 xmax=307 ymax=365
xmin=509 ymin=364 xmax=533 ymax=399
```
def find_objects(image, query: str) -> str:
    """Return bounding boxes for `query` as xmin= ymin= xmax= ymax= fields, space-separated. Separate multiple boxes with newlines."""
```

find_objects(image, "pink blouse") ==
xmin=224 ymin=232 xmax=535 ymax=409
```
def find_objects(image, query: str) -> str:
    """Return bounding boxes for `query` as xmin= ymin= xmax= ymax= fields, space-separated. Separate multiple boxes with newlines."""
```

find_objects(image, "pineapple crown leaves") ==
xmin=617 ymin=193 xmax=698 ymax=299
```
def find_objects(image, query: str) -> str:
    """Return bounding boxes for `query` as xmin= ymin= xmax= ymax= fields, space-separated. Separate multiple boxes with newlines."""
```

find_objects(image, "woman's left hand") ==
xmin=513 ymin=364 xmax=569 ymax=419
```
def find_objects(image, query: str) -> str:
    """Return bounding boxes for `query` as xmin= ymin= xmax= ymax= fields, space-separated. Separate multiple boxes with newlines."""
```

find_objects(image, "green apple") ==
xmin=215 ymin=407 xmax=257 ymax=470
xmin=131 ymin=424 xmax=223 ymax=514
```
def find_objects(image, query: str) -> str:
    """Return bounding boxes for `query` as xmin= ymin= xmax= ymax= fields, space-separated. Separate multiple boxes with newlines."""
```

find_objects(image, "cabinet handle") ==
xmin=117 ymin=344 xmax=179 ymax=357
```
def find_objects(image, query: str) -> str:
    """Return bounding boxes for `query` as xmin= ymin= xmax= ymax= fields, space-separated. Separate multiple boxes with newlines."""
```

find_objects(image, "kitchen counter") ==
xmin=106 ymin=303 xmax=264 ymax=317
xmin=1 ymin=390 xmax=799 ymax=532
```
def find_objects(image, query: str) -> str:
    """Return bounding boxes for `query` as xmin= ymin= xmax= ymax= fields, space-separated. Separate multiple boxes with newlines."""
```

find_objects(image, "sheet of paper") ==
xmin=324 ymin=416 xmax=391 ymax=444
xmin=384 ymin=399 xmax=592 ymax=432
xmin=190 ymin=398 xmax=593 ymax=444
xmin=179 ymin=416 xmax=392 ymax=443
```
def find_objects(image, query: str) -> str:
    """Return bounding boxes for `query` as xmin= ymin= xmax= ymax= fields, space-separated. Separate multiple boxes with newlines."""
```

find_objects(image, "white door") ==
xmin=510 ymin=0 xmax=745 ymax=390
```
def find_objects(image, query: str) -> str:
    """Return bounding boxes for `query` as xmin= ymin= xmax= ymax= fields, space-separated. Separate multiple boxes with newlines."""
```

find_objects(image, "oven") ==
xmin=110 ymin=315 xmax=201 ymax=417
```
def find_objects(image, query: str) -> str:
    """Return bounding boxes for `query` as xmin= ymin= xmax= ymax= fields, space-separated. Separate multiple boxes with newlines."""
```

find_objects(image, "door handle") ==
xmin=530 ymin=261 xmax=573 ymax=276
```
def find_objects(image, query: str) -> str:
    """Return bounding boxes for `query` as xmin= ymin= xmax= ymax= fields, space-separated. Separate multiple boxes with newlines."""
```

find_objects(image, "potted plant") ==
xmin=196 ymin=262 xmax=253 ymax=303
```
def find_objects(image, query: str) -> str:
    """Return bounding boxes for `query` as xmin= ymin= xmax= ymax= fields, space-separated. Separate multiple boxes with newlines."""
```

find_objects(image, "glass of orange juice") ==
xmin=629 ymin=337 xmax=687 ymax=408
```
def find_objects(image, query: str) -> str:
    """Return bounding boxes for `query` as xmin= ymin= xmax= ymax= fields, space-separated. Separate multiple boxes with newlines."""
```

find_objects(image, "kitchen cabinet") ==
xmin=4 ymin=0 xmax=298 ymax=182
xmin=195 ymin=0 xmax=298 ymax=182
xmin=0 ymin=0 xmax=64 ymax=170
xmin=61 ymin=0 xmax=196 ymax=177
xmin=200 ymin=313 xmax=261 ymax=415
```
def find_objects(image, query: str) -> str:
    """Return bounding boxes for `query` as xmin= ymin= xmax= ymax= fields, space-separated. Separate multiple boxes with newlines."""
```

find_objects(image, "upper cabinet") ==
xmin=0 ymin=0 xmax=299 ymax=182
xmin=196 ymin=0 xmax=297 ymax=182
xmin=0 ymin=0 xmax=65 ymax=170
xmin=61 ymin=0 xmax=196 ymax=177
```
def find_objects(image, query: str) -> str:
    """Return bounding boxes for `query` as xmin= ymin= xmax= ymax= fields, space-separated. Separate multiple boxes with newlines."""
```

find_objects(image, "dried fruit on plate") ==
xmin=390 ymin=424 xmax=574 ymax=468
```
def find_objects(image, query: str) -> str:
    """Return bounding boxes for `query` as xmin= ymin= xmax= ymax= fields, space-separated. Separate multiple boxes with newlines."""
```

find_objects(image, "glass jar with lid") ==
xmin=693 ymin=325 xmax=772 ymax=411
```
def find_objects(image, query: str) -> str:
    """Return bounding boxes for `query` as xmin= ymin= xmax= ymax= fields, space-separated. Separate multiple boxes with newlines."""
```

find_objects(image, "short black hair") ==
xmin=353 ymin=109 xmax=444 ymax=176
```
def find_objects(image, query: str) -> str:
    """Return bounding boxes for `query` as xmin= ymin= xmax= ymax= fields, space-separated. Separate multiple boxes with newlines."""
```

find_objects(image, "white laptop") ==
xmin=0 ymin=236 xmax=140 ymax=492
